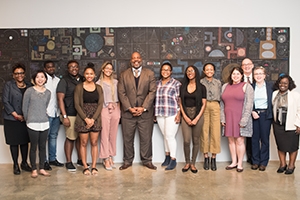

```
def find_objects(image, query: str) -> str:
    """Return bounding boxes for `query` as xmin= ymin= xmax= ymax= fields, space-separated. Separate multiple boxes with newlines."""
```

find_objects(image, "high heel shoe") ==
xmin=277 ymin=165 xmax=287 ymax=173
xmin=284 ymin=167 xmax=295 ymax=175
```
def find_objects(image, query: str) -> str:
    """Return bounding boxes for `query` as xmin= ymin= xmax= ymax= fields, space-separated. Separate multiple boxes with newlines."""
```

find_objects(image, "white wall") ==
xmin=0 ymin=0 xmax=300 ymax=164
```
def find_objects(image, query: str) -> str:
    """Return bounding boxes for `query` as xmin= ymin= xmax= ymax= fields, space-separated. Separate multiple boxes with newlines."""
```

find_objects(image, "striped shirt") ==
xmin=155 ymin=77 xmax=181 ymax=117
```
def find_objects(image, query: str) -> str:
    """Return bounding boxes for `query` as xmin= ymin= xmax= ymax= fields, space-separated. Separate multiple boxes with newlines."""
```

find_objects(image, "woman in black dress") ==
xmin=2 ymin=63 xmax=32 ymax=175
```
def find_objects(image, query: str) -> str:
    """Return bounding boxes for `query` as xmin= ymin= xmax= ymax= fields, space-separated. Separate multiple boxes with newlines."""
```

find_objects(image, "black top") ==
xmin=57 ymin=73 xmax=83 ymax=116
xmin=83 ymin=88 xmax=99 ymax=103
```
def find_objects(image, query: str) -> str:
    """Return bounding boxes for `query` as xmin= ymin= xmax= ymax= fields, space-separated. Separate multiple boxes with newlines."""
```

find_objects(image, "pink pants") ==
xmin=99 ymin=106 xmax=120 ymax=159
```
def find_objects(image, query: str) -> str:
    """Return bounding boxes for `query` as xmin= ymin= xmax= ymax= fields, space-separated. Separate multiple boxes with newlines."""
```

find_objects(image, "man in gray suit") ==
xmin=118 ymin=52 xmax=157 ymax=170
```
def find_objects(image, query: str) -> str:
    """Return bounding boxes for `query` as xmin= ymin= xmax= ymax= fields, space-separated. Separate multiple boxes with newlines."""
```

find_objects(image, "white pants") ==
xmin=156 ymin=115 xmax=179 ymax=158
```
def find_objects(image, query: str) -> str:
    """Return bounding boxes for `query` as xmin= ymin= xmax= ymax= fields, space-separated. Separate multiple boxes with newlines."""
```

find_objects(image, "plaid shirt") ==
xmin=155 ymin=77 xmax=181 ymax=117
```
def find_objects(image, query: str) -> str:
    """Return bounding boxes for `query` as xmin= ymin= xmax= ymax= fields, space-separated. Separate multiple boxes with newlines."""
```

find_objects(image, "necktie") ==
xmin=134 ymin=69 xmax=139 ymax=78
xmin=247 ymin=76 xmax=251 ymax=84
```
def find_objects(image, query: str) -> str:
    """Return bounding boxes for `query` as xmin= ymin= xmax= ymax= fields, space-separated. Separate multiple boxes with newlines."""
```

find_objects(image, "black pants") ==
xmin=27 ymin=128 xmax=48 ymax=170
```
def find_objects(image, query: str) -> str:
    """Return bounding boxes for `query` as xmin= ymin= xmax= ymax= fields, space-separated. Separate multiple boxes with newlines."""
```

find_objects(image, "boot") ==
xmin=13 ymin=164 xmax=21 ymax=175
xmin=161 ymin=155 xmax=171 ymax=166
xmin=211 ymin=158 xmax=217 ymax=171
xmin=165 ymin=159 xmax=177 ymax=170
xmin=204 ymin=157 xmax=209 ymax=170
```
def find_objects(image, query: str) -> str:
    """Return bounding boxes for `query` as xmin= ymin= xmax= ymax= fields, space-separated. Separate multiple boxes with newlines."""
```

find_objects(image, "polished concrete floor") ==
xmin=1 ymin=161 xmax=300 ymax=200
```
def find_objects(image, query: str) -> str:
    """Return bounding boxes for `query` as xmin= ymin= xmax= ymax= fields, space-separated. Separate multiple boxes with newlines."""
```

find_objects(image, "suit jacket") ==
xmin=272 ymin=89 xmax=300 ymax=131
xmin=118 ymin=67 xmax=156 ymax=119
xmin=2 ymin=80 xmax=32 ymax=121
xmin=252 ymin=81 xmax=273 ymax=119
xmin=74 ymin=83 xmax=104 ymax=129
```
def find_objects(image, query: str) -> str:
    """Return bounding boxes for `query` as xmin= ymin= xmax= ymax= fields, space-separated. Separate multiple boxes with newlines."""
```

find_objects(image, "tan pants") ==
xmin=200 ymin=101 xmax=221 ymax=154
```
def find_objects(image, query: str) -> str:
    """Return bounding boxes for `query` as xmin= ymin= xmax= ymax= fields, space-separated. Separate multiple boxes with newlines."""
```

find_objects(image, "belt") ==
xmin=255 ymin=109 xmax=267 ymax=114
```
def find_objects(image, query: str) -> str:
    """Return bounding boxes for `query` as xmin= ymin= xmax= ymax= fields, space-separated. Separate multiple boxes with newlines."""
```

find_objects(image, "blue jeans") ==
xmin=48 ymin=117 xmax=61 ymax=162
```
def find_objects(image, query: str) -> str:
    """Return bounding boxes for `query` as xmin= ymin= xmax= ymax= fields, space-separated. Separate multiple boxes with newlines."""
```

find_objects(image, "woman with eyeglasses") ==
xmin=180 ymin=65 xmax=206 ymax=173
xmin=2 ymin=63 xmax=32 ymax=175
xmin=251 ymin=66 xmax=273 ymax=171
xmin=154 ymin=63 xmax=181 ymax=170
xmin=272 ymin=74 xmax=300 ymax=175
xmin=221 ymin=67 xmax=254 ymax=172
xmin=96 ymin=61 xmax=120 ymax=171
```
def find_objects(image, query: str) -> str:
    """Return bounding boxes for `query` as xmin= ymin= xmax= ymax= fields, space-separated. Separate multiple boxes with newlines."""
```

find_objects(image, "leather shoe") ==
xmin=259 ymin=165 xmax=266 ymax=171
xmin=251 ymin=164 xmax=259 ymax=170
xmin=225 ymin=165 xmax=237 ymax=170
xmin=119 ymin=163 xmax=132 ymax=170
xmin=21 ymin=162 xmax=32 ymax=172
xmin=49 ymin=159 xmax=64 ymax=167
xmin=144 ymin=162 xmax=157 ymax=170
xmin=285 ymin=167 xmax=295 ymax=175
xmin=203 ymin=157 xmax=209 ymax=170
xmin=13 ymin=164 xmax=21 ymax=175
xmin=236 ymin=168 xmax=244 ymax=172
xmin=44 ymin=162 xmax=52 ymax=171
xmin=277 ymin=165 xmax=287 ymax=173
xmin=182 ymin=165 xmax=190 ymax=172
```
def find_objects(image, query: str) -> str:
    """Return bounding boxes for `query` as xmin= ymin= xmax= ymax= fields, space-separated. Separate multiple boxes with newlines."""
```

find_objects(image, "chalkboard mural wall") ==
xmin=0 ymin=27 xmax=289 ymax=124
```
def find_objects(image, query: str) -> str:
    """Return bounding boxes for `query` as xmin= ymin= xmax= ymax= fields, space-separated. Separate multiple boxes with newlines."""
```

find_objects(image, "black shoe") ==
xmin=285 ymin=167 xmax=295 ymax=175
xmin=44 ymin=162 xmax=52 ymax=171
xmin=77 ymin=159 xmax=90 ymax=167
xmin=277 ymin=165 xmax=287 ymax=173
xmin=161 ymin=155 xmax=171 ymax=166
xmin=211 ymin=158 xmax=217 ymax=171
xmin=21 ymin=162 xmax=32 ymax=172
xmin=182 ymin=165 xmax=190 ymax=172
xmin=13 ymin=164 xmax=21 ymax=175
xmin=49 ymin=159 xmax=64 ymax=167
xmin=203 ymin=157 xmax=209 ymax=170
xmin=66 ymin=162 xmax=76 ymax=172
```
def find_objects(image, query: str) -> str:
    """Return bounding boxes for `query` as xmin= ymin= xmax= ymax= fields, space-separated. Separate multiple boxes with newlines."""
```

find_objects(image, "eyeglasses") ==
xmin=254 ymin=73 xmax=265 ymax=76
xmin=14 ymin=72 xmax=25 ymax=75
xmin=69 ymin=65 xmax=79 ymax=69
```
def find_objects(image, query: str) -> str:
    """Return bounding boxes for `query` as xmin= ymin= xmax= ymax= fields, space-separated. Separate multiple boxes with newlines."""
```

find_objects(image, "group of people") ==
xmin=2 ymin=53 xmax=300 ymax=178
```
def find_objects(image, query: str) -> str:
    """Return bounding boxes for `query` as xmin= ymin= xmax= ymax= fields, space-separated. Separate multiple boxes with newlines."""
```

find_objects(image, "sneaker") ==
xmin=44 ymin=162 xmax=52 ymax=171
xmin=66 ymin=162 xmax=76 ymax=172
xmin=77 ymin=159 xmax=89 ymax=167
xmin=49 ymin=159 xmax=64 ymax=167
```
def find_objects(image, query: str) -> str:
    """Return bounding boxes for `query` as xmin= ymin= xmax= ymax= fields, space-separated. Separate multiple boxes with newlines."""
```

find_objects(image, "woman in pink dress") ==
xmin=220 ymin=67 xmax=254 ymax=172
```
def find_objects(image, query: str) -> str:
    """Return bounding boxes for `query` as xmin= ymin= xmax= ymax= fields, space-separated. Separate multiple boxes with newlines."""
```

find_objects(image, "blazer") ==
xmin=2 ymin=80 xmax=32 ymax=121
xmin=220 ymin=82 xmax=254 ymax=137
xmin=118 ymin=67 xmax=156 ymax=119
xmin=74 ymin=83 xmax=104 ymax=129
xmin=252 ymin=81 xmax=273 ymax=120
xmin=272 ymin=89 xmax=300 ymax=131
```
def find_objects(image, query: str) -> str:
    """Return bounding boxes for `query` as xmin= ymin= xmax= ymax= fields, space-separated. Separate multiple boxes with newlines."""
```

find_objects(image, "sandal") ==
xmin=91 ymin=168 xmax=98 ymax=175
xmin=83 ymin=168 xmax=91 ymax=175
xmin=31 ymin=170 xmax=38 ymax=178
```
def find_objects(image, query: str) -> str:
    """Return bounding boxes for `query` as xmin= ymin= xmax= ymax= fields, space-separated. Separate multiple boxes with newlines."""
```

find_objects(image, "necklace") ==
xmin=16 ymin=82 xmax=26 ymax=88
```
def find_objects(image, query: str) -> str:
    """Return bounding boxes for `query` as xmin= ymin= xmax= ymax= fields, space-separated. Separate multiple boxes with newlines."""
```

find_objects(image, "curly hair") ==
xmin=273 ymin=74 xmax=296 ymax=91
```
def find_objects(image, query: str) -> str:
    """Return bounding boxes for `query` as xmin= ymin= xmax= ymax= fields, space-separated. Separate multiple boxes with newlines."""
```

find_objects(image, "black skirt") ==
xmin=273 ymin=122 xmax=299 ymax=153
xmin=4 ymin=119 xmax=30 ymax=145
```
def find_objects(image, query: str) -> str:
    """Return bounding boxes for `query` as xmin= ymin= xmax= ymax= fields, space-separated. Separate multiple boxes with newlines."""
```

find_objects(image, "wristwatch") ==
xmin=63 ymin=114 xmax=67 ymax=119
